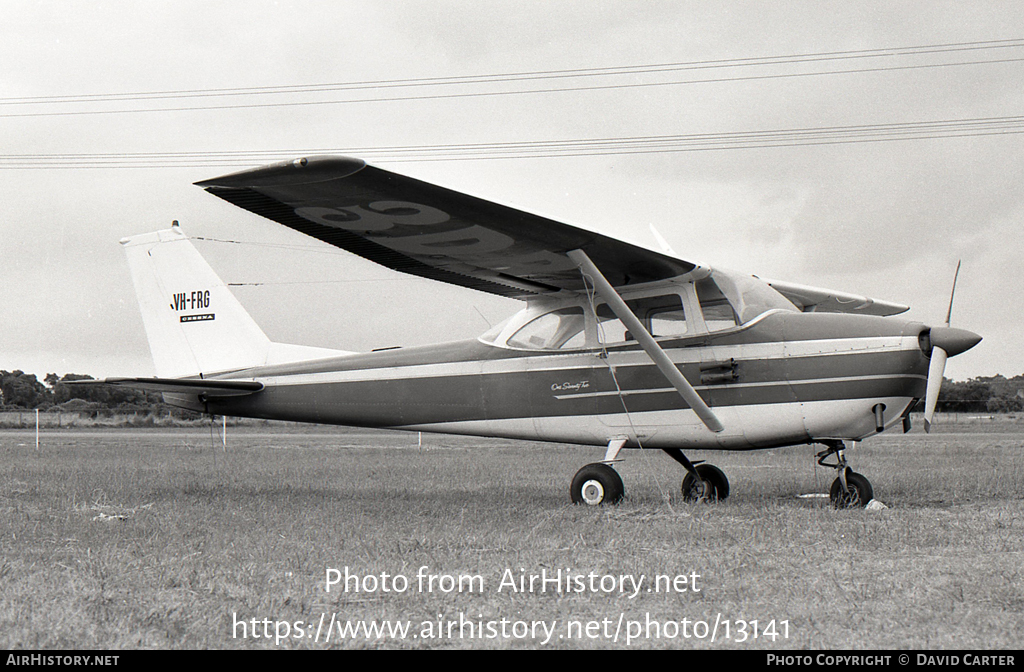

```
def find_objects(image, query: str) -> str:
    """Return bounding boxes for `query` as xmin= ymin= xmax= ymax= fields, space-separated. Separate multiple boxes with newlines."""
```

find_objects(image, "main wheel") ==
xmin=570 ymin=463 xmax=624 ymax=505
xmin=829 ymin=470 xmax=873 ymax=508
xmin=681 ymin=464 xmax=729 ymax=502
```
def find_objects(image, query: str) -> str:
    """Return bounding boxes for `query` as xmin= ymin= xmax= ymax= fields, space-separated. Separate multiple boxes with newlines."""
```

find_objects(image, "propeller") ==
xmin=922 ymin=262 xmax=981 ymax=432
xmin=923 ymin=343 xmax=947 ymax=433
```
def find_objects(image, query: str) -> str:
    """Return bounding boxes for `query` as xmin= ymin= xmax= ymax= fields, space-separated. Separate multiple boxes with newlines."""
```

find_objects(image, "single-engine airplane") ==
xmin=91 ymin=156 xmax=981 ymax=507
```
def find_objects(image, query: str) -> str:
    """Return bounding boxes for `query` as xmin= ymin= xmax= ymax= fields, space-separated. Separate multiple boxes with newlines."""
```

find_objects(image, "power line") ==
xmin=7 ymin=38 xmax=1024 ymax=105
xmin=3 ymin=41 xmax=1023 ymax=118
xmin=5 ymin=58 xmax=1022 ymax=119
xmin=4 ymin=38 xmax=1021 ymax=106
xmin=2 ymin=116 xmax=1022 ymax=168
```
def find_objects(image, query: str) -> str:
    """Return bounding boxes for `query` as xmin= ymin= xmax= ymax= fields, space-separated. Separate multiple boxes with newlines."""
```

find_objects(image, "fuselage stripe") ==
xmin=242 ymin=336 xmax=918 ymax=387
xmin=552 ymin=373 xmax=926 ymax=399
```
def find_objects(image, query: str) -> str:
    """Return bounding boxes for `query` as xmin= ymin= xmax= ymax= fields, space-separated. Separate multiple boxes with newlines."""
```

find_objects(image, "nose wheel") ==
xmin=829 ymin=470 xmax=873 ymax=508
xmin=817 ymin=440 xmax=874 ymax=508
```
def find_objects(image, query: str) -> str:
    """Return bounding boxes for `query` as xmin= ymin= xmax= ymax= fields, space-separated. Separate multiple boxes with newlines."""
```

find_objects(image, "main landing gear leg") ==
xmin=663 ymin=448 xmax=729 ymax=502
xmin=570 ymin=438 xmax=627 ymax=506
xmin=816 ymin=440 xmax=873 ymax=508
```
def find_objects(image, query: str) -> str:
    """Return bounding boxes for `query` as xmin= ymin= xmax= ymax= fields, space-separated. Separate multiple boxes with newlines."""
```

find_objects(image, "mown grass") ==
xmin=0 ymin=418 xmax=1022 ymax=650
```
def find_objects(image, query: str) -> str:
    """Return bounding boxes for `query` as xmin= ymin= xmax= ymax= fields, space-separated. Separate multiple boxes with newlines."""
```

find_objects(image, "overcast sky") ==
xmin=2 ymin=1 xmax=1021 ymax=382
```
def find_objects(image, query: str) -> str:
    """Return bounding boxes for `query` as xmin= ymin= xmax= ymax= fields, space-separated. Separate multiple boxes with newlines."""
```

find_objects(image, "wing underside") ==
xmin=196 ymin=156 xmax=695 ymax=298
xmin=196 ymin=155 xmax=910 ymax=316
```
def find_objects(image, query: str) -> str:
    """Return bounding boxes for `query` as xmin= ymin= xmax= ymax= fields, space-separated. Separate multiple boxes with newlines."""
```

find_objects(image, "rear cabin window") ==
xmin=507 ymin=307 xmax=587 ymax=350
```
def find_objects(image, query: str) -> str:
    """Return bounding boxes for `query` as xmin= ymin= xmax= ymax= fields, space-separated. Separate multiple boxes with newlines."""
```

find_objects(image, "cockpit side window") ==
xmin=595 ymin=294 xmax=687 ymax=344
xmin=506 ymin=307 xmax=587 ymax=350
xmin=649 ymin=305 xmax=688 ymax=337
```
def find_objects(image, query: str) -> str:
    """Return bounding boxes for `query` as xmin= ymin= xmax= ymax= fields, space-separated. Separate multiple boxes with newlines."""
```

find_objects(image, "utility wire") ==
xmin=4 ymin=57 xmax=1021 ymax=118
xmin=3 ymin=46 xmax=1023 ymax=117
xmin=6 ymin=115 xmax=1023 ymax=159
xmin=4 ymin=38 xmax=1022 ymax=106
xmin=2 ymin=116 xmax=1022 ymax=169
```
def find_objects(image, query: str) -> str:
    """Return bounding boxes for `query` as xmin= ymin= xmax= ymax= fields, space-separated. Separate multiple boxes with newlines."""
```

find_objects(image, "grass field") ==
xmin=1 ymin=415 xmax=1022 ymax=650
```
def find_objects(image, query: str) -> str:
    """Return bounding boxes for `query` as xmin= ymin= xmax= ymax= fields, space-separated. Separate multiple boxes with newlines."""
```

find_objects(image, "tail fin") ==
xmin=122 ymin=226 xmax=350 ymax=378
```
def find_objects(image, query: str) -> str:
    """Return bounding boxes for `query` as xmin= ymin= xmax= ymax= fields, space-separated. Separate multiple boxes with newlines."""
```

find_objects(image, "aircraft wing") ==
xmin=195 ymin=156 xmax=696 ymax=298
xmin=68 ymin=378 xmax=264 ymax=397
xmin=765 ymin=279 xmax=909 ymax=316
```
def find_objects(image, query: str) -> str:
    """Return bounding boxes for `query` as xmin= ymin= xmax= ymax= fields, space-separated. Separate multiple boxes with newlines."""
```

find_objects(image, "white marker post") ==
xmin=35 ymin=409 xmax=40 ymax=450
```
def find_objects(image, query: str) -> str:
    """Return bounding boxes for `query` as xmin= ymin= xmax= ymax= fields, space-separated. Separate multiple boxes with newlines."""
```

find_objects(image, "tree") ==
xmin=987 ymin=392 xmax=1024 ymax=413
xmin=49 ymin=373 xmax=100 ymax=405
xmin=0 ymin=370 xmax=52 ymax=409
xmin=937 ymin=378 xmax=993 ymax=413
xmin=47 ymin=373 xmax=160 ymax=409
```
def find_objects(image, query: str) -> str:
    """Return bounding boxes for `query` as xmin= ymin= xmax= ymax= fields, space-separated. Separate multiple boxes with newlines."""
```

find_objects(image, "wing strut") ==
xmin=568 ymin=249 xmax=724 ymax=433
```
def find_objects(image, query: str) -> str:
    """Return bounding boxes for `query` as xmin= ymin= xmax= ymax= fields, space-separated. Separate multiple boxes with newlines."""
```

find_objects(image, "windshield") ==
xmin=701 ymin=270 xmax=798 ymax=325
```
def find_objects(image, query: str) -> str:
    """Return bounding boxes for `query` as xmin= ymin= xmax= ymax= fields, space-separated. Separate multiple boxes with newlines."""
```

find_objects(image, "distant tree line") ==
xmin=922 ymin=375 xmax=1024 ymax=414
xmin=2 ymin=369 xmax=1022 ymax=415
xmin=0 ymin=370 xmax=200 ymax=418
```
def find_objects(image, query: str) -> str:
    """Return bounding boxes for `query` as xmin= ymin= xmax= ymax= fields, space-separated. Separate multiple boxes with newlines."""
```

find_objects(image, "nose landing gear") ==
xmin=817 ymin=440 xmax=874 ymax=508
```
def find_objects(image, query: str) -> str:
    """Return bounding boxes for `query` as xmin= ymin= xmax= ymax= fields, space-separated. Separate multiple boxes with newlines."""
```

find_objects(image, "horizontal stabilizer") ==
xmin=69 ymin=377 xmax=264 ymax=398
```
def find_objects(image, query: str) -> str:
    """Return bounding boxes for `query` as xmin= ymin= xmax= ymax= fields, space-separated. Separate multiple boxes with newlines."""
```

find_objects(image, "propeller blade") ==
xmin=944 ymin=260 xmax=961 ymax=327
xmin=923 ymin=346 xmax=948 ymax=433
xmin=922 ymin=262 xmax=978 ymax=434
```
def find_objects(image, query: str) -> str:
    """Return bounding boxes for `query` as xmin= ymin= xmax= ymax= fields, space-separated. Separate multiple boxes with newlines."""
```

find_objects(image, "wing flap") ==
xmin=197 ymin=156 xmax=695 ymax=298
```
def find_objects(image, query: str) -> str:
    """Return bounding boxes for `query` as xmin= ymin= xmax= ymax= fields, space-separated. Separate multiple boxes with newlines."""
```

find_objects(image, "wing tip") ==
xmin=195 ymin=155 xmax=366 ymax=189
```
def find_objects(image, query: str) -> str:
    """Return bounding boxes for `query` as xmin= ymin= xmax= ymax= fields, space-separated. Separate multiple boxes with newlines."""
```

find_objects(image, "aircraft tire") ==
xmin=681 ymin=464 xmax=729 ymax=502
xmin=829 ymin=470 xmax=873 ymax=508
xmin=570 ymin=463 xmax=624 ymax=506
